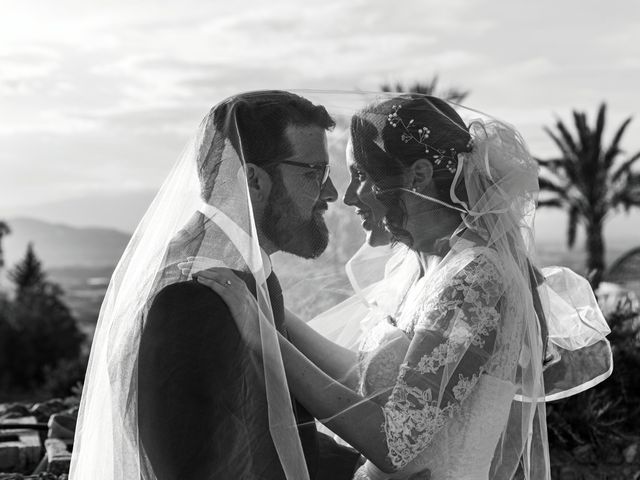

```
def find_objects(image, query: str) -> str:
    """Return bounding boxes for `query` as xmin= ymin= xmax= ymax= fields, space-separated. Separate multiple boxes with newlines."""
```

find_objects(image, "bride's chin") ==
xmin=365 ymin=227 xmax=392 ymax=247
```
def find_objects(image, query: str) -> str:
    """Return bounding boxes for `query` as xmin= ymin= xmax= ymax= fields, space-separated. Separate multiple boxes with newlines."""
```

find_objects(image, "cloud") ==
xmin=0 ymin=47 xmax=61 ymax=96
xmin=1 ymin=0 xmax=640 ymax=212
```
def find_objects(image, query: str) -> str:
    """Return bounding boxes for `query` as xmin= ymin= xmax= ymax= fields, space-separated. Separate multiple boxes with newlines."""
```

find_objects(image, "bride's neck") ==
xmin=416 ymin=242 xmax=447 ymax=276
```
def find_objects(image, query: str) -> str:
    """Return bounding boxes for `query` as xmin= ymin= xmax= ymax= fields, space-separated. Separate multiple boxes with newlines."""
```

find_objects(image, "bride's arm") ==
xmin=284 ymin=308 xmax=359 ymax=389
xmin=276 ymin=330 xmax=395 ymax=473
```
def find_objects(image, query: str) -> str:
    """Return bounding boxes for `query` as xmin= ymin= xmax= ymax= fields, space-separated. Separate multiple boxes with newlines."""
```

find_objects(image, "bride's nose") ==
xmin=343 ymin=180 xmax=359 ymax=207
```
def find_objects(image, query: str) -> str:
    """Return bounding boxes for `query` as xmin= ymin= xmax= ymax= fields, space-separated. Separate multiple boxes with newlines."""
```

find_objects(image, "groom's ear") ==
xmin=409 ymin=159 xmax=434 ymax=192
xmin=246 ymin=163 xmax=272 ymax=206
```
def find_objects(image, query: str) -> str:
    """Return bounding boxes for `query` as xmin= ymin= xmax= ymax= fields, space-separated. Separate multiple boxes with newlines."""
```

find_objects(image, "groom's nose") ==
xmin=320 ymin=177 xmax=338 ymax=203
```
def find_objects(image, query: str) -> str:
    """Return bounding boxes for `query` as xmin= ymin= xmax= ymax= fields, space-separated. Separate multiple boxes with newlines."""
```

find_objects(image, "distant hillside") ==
xmin=0 ymin=190 xmax=155 ymax=233
xmin=2 ymin=217 xmax=130 ymax=268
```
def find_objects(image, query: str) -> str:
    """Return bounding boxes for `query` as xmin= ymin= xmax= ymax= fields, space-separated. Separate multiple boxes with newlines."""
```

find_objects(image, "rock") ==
xmin=0 ymin=442 xmax=20 ymax=471
xmin=624 ymin=443 xmax=639 ymax=464
xmin=0 ymin=417 xmax=43 ymax=473
xmin=0 ymin=405 xmax=31 ymax=421
xmin=47 ymin=414 xmax=76 ymax=444
xmin=45 ymin=438 xmax=71 ymax=476
xmin=61 ymin=406 xmax=78 ymax=419
xmin=29 ymin=400 xmax=66 ymax=424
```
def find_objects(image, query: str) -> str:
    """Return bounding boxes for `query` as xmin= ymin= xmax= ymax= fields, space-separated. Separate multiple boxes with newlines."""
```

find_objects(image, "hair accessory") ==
xmin=387 ymin=104 xmax=461 ymax=174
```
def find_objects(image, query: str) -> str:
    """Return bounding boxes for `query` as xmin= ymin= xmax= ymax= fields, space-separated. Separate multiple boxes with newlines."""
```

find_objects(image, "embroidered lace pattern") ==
xmin=382 ymin=249 xmax=507 ymax=471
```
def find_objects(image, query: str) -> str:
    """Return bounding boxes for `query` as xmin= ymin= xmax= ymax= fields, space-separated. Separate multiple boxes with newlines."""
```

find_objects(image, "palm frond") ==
xmin=573 ymin=111 xmax=591 ymax=155
xmin=544 ymin=127 xmax=575 ymax=167
xmin=604 ymin=117 xmax=633 ymax=169
xmin=611 ymin=151 xmax=640 ymax=184
xmin=538 ymin=175 xmax=568 ymax=198
xmin=536 ymin=157 xmax=568 ymax=173
xmin=379 ymin=76 xmax=468 ymax=103
xmin=537 ymin=198 xmax=564 ymax=208
xmin=555 ymin=119 xmax=579 ymax=155
xmin=593 ymin=103 xmax=606 ymax=166
xmin=612 ymin=174 xmax=640 ymax=210
xmin=440 ymin=87 xmax=469 ymax=104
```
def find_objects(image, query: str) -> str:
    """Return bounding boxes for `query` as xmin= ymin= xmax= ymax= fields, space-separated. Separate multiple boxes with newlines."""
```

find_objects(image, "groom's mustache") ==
xmin=314 ymin=202 xmax=329 ymax=213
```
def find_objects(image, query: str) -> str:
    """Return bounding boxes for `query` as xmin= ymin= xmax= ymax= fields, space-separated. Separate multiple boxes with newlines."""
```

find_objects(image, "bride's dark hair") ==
xmin=350 ymin=95 xmax=472 ymax=246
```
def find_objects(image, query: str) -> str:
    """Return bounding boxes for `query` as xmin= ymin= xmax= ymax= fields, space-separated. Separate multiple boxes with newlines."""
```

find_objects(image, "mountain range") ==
xmin=2 ymin=217 xmax=131 ymax=269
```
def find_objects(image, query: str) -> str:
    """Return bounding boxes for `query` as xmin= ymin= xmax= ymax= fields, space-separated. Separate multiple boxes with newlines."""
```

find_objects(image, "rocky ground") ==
xmin=0 ymin=399 xmax=78 ymax=479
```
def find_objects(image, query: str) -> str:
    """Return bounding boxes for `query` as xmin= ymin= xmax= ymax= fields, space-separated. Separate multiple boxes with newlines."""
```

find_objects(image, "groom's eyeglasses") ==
xmin=278 ymin=160 xmax=331 ymax=185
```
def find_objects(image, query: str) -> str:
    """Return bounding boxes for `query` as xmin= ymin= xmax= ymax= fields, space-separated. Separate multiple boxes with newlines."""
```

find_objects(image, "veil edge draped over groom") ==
xmin=70 ymin=91 xmax=361 ymax=480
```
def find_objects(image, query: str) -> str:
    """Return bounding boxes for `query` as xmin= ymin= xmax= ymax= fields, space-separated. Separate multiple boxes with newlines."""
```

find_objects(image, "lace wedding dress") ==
xmin=354 ymin=245 xmax=524 ymax=480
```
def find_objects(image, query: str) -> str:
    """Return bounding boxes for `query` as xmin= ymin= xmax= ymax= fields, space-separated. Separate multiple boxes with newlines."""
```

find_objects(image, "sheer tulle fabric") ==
xmin=70 ymin=101 xmax=307 ymax=479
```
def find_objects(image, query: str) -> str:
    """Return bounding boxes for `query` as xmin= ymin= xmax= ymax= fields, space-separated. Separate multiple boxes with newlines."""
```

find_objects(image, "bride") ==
xmin=194 ymin=95 xmax=612 ymax=479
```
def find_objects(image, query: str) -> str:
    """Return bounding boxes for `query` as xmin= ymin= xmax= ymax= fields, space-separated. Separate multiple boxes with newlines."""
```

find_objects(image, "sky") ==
xmin=1 ymin=0 xmax=640 ymax=242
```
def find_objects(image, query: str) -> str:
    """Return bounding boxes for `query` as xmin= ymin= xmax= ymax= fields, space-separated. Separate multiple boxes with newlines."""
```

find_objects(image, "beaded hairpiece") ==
xmin=386 ymin=104 xmax=472 ymax=174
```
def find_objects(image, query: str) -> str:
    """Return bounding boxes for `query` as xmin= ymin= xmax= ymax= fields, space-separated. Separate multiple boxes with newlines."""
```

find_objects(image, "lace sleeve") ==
xmin=382 ymin=250 xmax=506 ymax=471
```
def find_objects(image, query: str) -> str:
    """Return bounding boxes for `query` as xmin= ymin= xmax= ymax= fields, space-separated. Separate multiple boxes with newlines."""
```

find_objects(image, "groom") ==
xmin=138 ymin=92 xmax=358 ymax=479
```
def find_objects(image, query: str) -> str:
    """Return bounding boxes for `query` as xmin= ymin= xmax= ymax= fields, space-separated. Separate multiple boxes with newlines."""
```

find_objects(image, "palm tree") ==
xmin=381 ymin=75 xmax=469 ymax=103
xmin=0 ymin=221 xmax=9 ymax=269
xmin=537 ymin=103 xmax=640 ymax=287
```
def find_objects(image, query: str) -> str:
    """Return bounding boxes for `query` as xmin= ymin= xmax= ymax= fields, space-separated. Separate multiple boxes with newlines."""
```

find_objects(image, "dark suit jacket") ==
xmin=138 ymin=212 xmax=319 ymax=479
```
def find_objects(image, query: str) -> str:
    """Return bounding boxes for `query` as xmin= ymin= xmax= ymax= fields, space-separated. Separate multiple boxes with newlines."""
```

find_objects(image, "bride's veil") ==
xmin=70 ymin=92 xmax=314 ymax=479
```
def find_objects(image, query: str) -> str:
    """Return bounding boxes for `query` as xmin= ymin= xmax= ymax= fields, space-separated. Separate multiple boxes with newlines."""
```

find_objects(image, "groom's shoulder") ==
xmin=141 ymin=281 xmax=234 ymax=358
xmin=154 ymin=279 xmax=217 ymax=301
xmin=147 ymin=280 xmax=230 ymax=327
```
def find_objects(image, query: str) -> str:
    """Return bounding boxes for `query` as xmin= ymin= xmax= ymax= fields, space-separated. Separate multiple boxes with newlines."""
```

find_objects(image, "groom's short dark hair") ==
xmin=215 ymin=90 xmax=335 ymax=168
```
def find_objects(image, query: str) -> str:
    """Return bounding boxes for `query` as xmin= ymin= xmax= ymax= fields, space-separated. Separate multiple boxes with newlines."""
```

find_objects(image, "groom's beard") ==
xmin=262 ymin=175 xmax=329 ymax=259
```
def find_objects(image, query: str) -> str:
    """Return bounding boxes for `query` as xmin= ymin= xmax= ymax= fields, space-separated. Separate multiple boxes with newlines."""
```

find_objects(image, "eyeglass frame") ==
xmin=273 ymin=159 xmax=331 ymax=185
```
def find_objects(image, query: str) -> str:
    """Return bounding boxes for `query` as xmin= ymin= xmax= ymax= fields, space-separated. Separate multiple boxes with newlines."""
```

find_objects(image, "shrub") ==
xmin=0 ymin=244 xmax=85 ymax=391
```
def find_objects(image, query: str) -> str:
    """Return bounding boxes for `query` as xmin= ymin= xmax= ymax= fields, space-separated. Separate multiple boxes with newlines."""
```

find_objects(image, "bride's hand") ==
xmin=177 ymin=256 xmax=225 ymax=278
xmin=185 ymin=265 xmax=262 ymax=349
